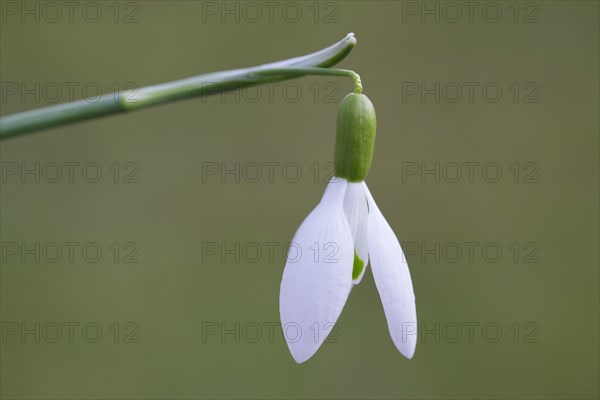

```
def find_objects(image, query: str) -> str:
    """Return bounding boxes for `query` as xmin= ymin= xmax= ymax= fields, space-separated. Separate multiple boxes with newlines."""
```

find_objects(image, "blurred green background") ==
xmin=1 ymin=1 xmax=598 ymax=399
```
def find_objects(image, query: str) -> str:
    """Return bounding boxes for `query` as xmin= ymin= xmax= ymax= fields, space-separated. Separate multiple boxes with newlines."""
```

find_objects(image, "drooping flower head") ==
xmin=279 ymin=92 xmax=417 ymax=363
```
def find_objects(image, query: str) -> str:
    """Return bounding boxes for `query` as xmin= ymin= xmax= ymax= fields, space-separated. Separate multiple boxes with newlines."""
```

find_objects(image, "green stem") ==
xmin=0 ymin=33 xmax=357 ymax=140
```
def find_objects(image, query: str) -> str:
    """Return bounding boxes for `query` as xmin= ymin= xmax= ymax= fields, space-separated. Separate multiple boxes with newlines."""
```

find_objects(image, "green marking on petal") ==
xmin=352 ymin=251 xmax=365 ymax=280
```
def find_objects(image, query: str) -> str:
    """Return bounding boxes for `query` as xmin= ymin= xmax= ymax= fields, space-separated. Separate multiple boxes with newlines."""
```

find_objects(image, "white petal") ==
xmin=364 ymin=182 xmax=417 ymax=359
xmin=343 ymin=182 xmax=369 ymax=284
xmin=279 ymin=177 xmax=354 ymax=363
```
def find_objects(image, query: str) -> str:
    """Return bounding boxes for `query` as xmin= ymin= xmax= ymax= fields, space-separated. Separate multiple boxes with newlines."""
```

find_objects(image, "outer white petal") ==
xmin=364 ymin=182 xmax=417 ymax=359
xmin=279 ymin=178 xmax=354 ymax=363
xmin=343 ymin=182 xmax=369 ymax=284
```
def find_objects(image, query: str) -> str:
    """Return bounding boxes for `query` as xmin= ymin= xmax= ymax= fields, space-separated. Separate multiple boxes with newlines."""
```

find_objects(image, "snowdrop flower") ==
xmin=279 ymin=93 xmax=417 ymax=363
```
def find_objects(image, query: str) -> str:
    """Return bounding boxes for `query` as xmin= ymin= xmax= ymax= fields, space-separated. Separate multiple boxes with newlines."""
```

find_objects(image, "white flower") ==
xmin=279 ymin=177 xmax=417 ymax=363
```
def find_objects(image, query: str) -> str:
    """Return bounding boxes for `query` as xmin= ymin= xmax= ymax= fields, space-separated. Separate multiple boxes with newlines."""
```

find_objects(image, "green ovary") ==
xmin=352 ymin=251 xmax=365 ymax=280
xmin=333 ymin=93 xmax=376 ymax=182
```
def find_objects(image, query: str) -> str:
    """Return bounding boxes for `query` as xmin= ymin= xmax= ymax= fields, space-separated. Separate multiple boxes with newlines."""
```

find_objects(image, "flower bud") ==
xmin=333 ymin=93 xmax=376 ymax=182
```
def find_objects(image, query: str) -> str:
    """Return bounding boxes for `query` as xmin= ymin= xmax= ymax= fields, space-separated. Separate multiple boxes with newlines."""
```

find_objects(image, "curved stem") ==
xmin=0 ymin=33 xmax=357 ymax=140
